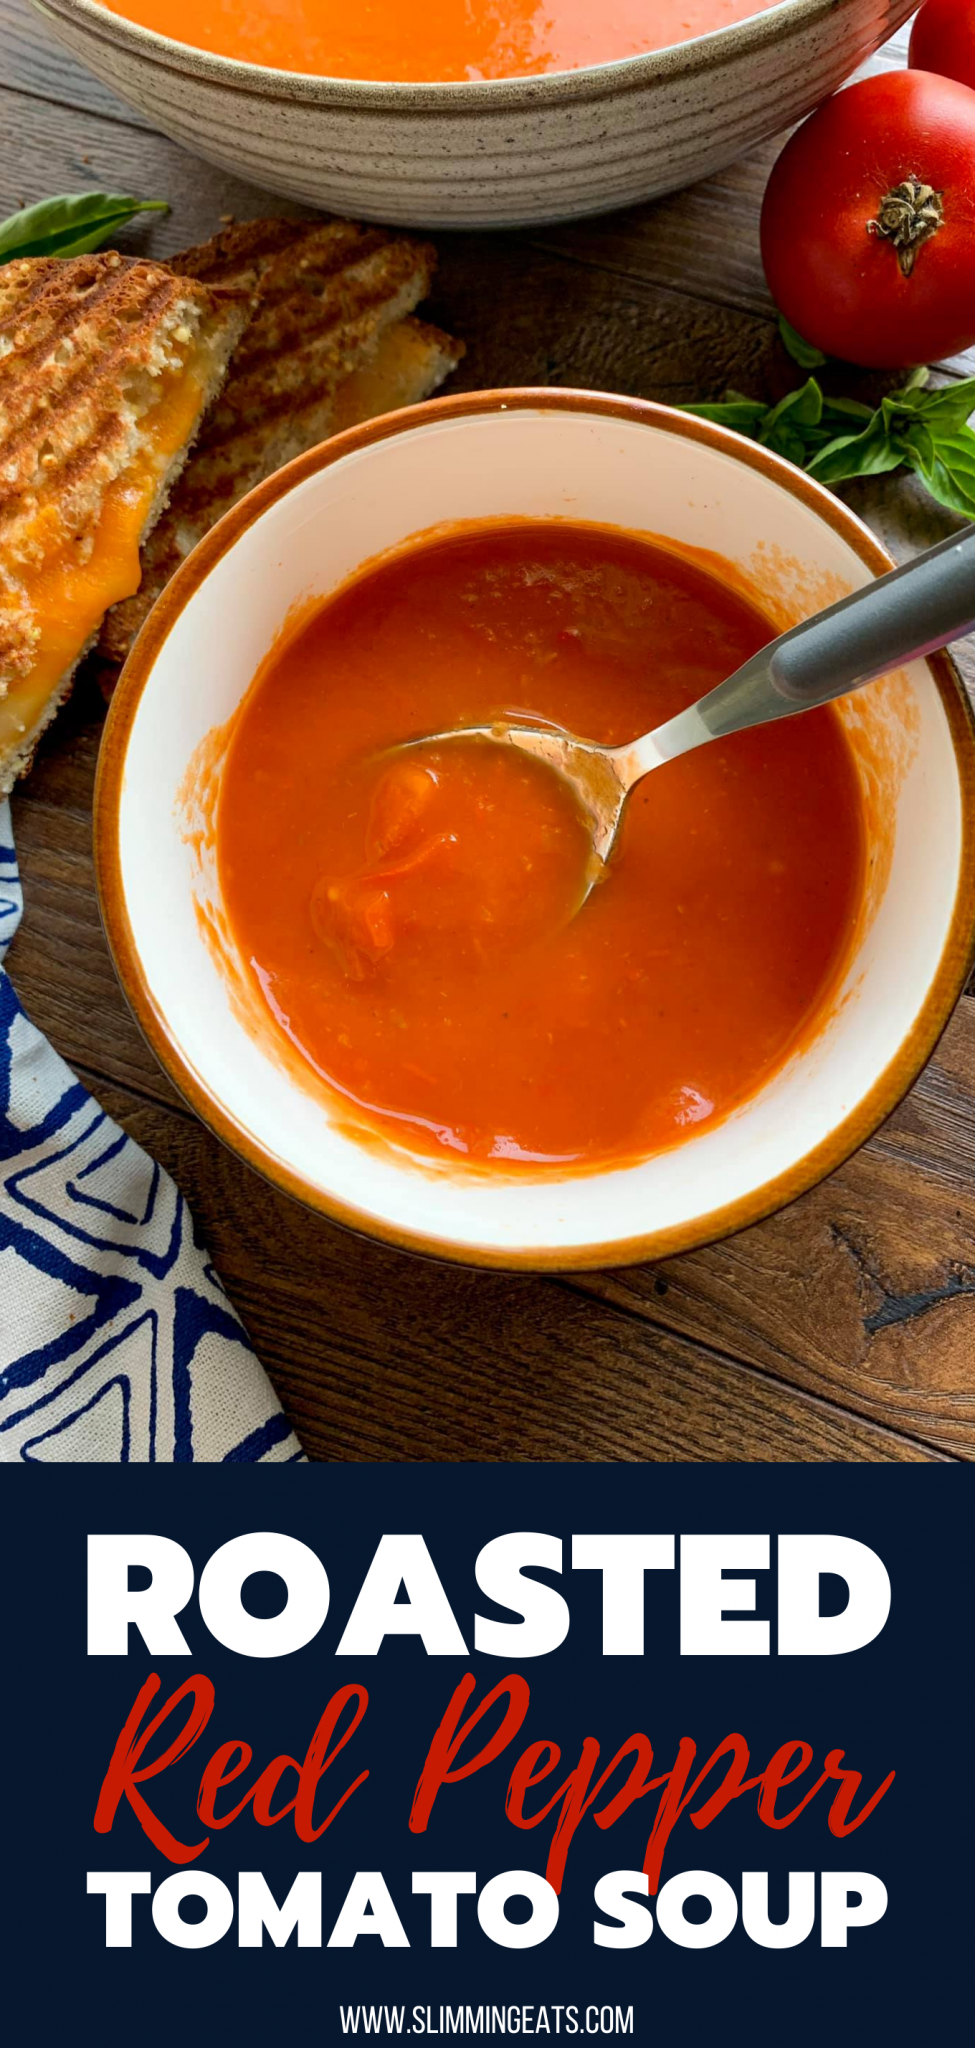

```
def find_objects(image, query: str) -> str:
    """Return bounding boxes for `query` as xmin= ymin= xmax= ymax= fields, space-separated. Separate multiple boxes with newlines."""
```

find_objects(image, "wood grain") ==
xmin=0 ymin=0 xmax=152 ymax=127
xmin=4 ymin=0 xmax=975 ymax=1463
xmin=574 ymin=1006 xmax=975 ymax=1456
xmin=0 ymin=78 xmax=309 ymax=247
xmin=52 ymin=1066 xmax=946 ymax=1466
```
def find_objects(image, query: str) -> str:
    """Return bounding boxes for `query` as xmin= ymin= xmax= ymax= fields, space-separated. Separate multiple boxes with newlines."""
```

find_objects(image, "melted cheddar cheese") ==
xmin=0 ymin=370 xmax=204 ymax=750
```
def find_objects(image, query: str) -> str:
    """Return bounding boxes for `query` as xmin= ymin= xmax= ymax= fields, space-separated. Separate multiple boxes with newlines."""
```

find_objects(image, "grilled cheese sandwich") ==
xmin=0 ymin=251 xmax=247 ymax=791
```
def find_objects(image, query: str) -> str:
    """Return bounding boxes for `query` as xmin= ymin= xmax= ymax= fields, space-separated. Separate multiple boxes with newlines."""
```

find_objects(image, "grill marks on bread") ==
xmin=0 ymin=221 xmax=463 ymax=762
xmin=0 ymin=254 xmax=240 ymax=560
xmin=98 ymin=218 xmax=463 ymax=666
xmin=0 ymin=251 xmax=247 ymax=788
xmin=175 ymin=220 xmax=438 ymax=490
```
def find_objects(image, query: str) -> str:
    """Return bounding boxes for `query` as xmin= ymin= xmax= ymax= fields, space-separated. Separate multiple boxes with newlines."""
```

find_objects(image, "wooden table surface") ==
xmin=5 ymin=2 xmax=975 ymax=1464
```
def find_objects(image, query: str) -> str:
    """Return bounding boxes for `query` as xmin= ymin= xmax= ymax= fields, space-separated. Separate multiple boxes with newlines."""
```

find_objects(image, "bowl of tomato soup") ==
xmin=95 ymin=391 xmax=975 ymax=1269
xmin=37 ymin=0 xmax=914 ymax=225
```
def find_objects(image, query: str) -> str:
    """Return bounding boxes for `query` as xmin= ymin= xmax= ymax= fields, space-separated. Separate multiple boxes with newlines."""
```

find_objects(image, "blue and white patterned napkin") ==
xmin=0 ymin=798 xmax=304 ymax=1464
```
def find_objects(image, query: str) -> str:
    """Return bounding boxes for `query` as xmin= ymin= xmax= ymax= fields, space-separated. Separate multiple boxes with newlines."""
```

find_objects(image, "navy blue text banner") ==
xmin=1 ymin=1463 xmax=968 ymax=2046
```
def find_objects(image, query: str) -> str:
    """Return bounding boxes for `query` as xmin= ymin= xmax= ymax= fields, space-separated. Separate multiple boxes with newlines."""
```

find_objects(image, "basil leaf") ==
xmin=676 ymin=365 xmax=975 ymax=522
xmin=0 ymin=192 xmax=168 ymax=264
xmin=882 ymin=389 xmax=933 ymax=428
xmin=819 ymin=395 xmax=875 ymax=427
xmin=759 ymin=380 xmax=835 ymax=469
xmin=882 ymin=366 xmax=931 ymax=405
xmin=807 ymin=420 xmax=907 ymax=484
xmin=892 ymin=376 xmax=975 ymax=433
xmin=678 ymin=398 xmax=771 ymax=433
xmin=764 ymin=425 xmax=814 ymax=466
xmin=777 ymin=315 xmax=827 ymax=369
xmin=901 ymin=426 xmax=975 ymax=520
xmin=761 ymin=377 xmax=824 ymax=434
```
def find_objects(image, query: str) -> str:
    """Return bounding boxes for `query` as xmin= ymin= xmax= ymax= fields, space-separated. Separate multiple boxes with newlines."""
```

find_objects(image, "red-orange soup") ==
xmin=100 ymin=1 xmax=784 ymax=83
xmin=217 ymin=522 xmax=866 ymax=1169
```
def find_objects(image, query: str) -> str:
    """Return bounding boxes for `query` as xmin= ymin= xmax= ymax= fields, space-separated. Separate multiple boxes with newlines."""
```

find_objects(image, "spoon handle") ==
xmin=769 ymin=523 xmax=975 ymax=706
xmin=645 ymin=524 xmax=975 ymax=763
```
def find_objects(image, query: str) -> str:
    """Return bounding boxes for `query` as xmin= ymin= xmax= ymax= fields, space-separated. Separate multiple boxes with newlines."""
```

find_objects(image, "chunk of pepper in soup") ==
xmin=217 ymin=522 xmax=865 ymax=1168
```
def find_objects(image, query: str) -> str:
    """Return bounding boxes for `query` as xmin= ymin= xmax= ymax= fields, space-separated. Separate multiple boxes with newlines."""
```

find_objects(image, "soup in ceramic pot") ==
xmin=99 ymin=1 xmax=786 ymax=83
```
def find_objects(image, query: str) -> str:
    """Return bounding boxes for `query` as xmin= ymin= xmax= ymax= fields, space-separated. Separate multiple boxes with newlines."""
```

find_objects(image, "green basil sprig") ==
xmin=777 ymin=313 xmax=827 ymax=370
xmin=680 ymin=369 xmax=975 ymax=520
xmin=0 ymin=191 xmax=168 ymax=265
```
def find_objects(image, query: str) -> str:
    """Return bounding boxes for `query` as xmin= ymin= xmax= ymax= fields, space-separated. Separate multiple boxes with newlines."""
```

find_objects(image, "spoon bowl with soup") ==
xmin=394 ymin=524 xmax=975 ymax=898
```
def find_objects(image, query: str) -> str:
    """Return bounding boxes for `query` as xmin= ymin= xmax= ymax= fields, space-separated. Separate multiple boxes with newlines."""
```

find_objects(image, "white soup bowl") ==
xmin=95 ymin=392 xmax=975 ymax=1269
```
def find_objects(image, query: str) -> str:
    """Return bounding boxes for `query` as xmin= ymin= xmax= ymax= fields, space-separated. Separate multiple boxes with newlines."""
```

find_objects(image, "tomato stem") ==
xmin=868 ymin=175 xmax=944 ymax=277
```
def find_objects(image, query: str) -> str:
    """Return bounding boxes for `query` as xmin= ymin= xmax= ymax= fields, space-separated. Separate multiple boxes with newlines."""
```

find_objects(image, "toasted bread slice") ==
xmin=330 ymin=314 xmax=465 ymax=432
xmin=0 ymin=251 xmax=247 ymax=793
xmin=98 ymin=218 xmax=464 ymax=669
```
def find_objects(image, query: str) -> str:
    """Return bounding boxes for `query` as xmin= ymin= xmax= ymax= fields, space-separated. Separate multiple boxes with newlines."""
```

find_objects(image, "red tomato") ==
xmin=760 ymin=69 xmax=975 ymax=367
xmin=910 ymin=0 xmax=975 ymax=92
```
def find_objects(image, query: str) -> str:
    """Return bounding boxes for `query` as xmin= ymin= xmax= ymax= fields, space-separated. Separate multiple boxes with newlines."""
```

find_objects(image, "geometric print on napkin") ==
xmin=0 ymin=798 xmax=305 ymax=1463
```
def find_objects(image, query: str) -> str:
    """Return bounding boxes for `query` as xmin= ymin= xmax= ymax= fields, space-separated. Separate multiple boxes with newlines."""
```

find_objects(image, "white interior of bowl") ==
xmin=115 ymin=407 xmax=964 ymax=1256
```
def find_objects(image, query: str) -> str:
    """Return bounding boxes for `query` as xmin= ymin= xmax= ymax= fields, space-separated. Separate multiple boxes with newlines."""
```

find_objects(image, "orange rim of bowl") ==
xmin=94 ymin=388 xmax=975 ymax=1272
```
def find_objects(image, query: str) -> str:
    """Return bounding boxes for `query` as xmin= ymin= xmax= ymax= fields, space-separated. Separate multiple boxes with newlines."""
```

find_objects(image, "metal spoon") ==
xmin=403 ymin=525 xmax=975 ymax=894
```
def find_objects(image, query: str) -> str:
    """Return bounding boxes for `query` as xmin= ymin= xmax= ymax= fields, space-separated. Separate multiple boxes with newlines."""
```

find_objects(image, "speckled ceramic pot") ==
xmin=34 ymin=0 xmax=914 ymax=228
